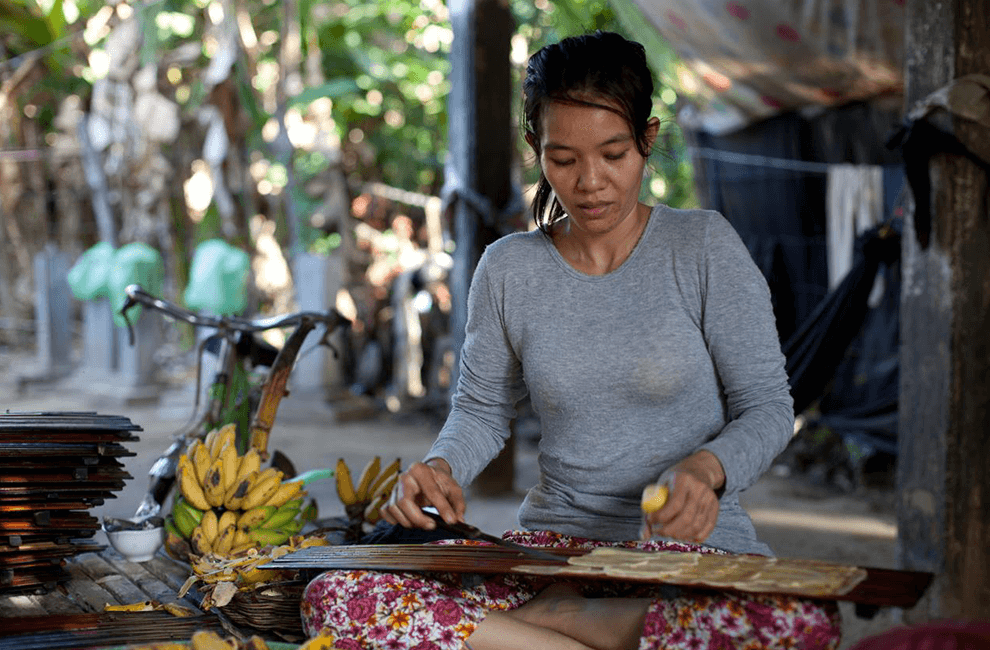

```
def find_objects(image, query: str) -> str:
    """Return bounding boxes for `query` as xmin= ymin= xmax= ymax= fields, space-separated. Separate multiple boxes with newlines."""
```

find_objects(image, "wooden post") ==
xmin=447 ymin=0 xmax=516 ymax=495
xmin=897 ymin=0 xmax=990 ymax=619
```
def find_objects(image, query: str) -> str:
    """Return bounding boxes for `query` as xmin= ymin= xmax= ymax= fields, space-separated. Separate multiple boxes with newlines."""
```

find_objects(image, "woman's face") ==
xmin=534 ymin=99 xmax=657 ymax=237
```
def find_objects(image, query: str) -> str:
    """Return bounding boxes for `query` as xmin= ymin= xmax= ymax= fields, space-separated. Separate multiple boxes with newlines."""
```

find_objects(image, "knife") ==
xmin=422 ymin=509 xmax=567 ymax=563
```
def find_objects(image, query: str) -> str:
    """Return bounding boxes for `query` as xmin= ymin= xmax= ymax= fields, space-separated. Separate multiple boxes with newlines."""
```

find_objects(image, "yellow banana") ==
xmin=217 ymin=509 xmax=238 ymax=534
xmin=354 ymin=456 xmax=381 ymax=502
xmin=224 ymin=470 xmax=257 ymax=510
xmin=192 ymin=442 xmax=212 ymax=487
xmin=364 ymin=486 xmax=392 ymax=524
xmin=263 ymin=480 xmax=303 ymax=508
xmin=199 ymin=508 xmax=219 ymax=545
xmin=160 ymin=602 xmax=197 ymax=617
xmin=237 ymin=505 xmax=277 ymax=529
xmin=370 ymin=472 xmax=399 ymax=504
xmin=335 ymin=458 xmax=357 ymax=506
xmin=242 ymin=636 xmax=271 ymax=650
xmin=203 ymin=427 xmax=219 ymax=455
xmin=367 ymin=457 xmax=401 ymax=499
xmin=297 ymin=633 xmax=337 ymax=650
xmin=203 ymin=458 xmax=226 ymax=508
xmin=214 ymin=524 xmax=236 ymax=555
xmin=104 ymin=600 xmax=155 ymax=612
xmin=189 ymin=525 xmax=213 ymax=556
xmin=235 ymin=448 xmax=261 ymax=483
xmin=220 ymin=442 xmax=240 ymax=491
xmin=230 ymin=541 xmax=258 ymax=556
xmin=240 ymin=473 xmax=282 ymax=510
xmin=190 ymin=630 xmax=236 ymax=650
xmin=210 ymin=422 xmax=237 ymax=460
xmin=250 ymin=466 xmax=282 ymax=488
xmin=178 ymin=457 xmax=211 ymax=511
xmin=232 ymin=526 xmax=252 ymax=549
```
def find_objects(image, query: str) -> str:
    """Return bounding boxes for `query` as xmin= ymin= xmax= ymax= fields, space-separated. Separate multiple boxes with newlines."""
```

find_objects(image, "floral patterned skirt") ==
xmin=300 ymin=531 xmax=841 ymax=650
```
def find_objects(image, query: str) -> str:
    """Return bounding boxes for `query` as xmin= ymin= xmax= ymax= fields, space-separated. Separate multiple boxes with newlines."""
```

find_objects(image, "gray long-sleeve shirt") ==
xmin=428 ymin=205 xmax=793 ymax=555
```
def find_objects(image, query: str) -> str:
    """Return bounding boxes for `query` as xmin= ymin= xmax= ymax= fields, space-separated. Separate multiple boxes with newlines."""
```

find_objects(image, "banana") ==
xmin=190 ymin=630 xmax=235 ymax=650
xmin=300 ymin=499 xmax=318 ymax=523
xmin=263 ymin=479 xmax=303 ymax=508
xmin=164 ymin=515 xmax=181 ymax=538
xmin=251 ymin=466 xmax=282 ymax=487
xmin=235 ymin=448 xmax=261 ymax=483
xmin=160 ymin=602 xmax=197 ymax=617
xmin=203 ymin=458 xmax=226 ymax=508
xmin=297 ymin=634 xmax=336 ymax=650
xmin=203 ymin=427 xmax=219 ymax=455
xmin=214 ymin=524 xmax=236 ymax=555
xmin=189 ymin=525 xmax=213 ymax=556
xmin=281 ymin=517 xmax=304 ymax=535
xmin=172 ymin=502 xmax=199 ymax=539
xmin=370 ymin=472 xmax=399 ymax=504
xmin=192 ymin=441 xmax=212 ymax=486
xmin=217 ymin=509 xmax=238 ymax=534
xmin=104 ymin=600 xmax=155 ymax=612
xmin=232 ymin=526 xmax=252 ymax=549
xmin=335 ymin=458 xmax=357 ymax=506
xmin=199 ymin=508 xmax=219 ymax=545
xmin=173 ymin=496 xmax=204 ymax=524
xmin=367 ymin=457 xmax=401 ymax=499
xmin=240 ymin=471 xmax=283 ymax=510
xmin=243 ymin=636 xmax=271 ymax=650
xmin=220 ymin=442 xmax=240 ymax=492
xmin=354 ymin=456 xmax=381 ymax=502
xmin=237 ymin=505 xmax=277 ymax=529
xmin=260 ymin=504 xmax=301 ymax=530
xmin=210 ymin=423 xmax=237 ymax=460
xmin=248 ymin=527 xmax=291 ymax=547
xmin=223 ymin=470 xmax=257 ymax=510
xmin=178 ymin=457 xmax=211 ymax=511
xmin=230 ymin=541 xmax=258 ymax=556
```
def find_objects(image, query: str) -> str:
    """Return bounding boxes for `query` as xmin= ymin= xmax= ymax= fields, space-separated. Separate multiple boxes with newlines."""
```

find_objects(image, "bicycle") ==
xmin=117 ymin=283 xmax=350 ymax=521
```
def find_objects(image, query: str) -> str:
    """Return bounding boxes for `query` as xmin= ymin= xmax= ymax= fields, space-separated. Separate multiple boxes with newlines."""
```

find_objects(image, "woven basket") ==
xmin=221 ymin=580 xmax=306 ymax=638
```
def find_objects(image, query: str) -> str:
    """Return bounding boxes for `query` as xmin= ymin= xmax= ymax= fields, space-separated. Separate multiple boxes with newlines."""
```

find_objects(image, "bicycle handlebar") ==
xmin=120 ymin=284 xmax=350 ymax=344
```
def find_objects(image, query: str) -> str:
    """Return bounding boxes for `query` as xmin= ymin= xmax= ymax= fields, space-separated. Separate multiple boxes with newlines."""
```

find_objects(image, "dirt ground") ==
xmin=2 ymin=350 xmax=906 ymax=648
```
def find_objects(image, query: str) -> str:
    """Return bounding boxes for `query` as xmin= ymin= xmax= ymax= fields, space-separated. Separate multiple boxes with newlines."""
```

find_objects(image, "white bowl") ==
xmin=105 ymin=525 xmax=165 ymax=562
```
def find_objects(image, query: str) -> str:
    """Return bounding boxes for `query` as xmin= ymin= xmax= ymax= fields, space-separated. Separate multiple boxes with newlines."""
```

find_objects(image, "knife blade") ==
xmin=422 ymin=510 xmax=566 ymax=563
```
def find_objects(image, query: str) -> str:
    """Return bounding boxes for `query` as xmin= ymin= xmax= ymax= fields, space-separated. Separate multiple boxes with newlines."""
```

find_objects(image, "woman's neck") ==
xmin=552 ymin=203 xmax=652 ymax=275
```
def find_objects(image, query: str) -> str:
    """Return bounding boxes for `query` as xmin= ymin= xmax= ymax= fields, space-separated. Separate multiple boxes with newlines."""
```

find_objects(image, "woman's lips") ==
xmin=578 ymin=202 xmax=610 ymax=216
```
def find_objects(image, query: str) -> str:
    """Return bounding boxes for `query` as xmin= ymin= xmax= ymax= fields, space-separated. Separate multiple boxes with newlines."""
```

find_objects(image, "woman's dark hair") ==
xmin=523 ymin=31 xmax=656 ymax=234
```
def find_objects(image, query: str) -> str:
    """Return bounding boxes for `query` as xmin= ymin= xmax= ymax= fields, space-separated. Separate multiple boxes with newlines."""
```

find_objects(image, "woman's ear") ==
xmin=524 ymin=131 xmax=539 ymax=153
xmin=645 ymin=117 xmax=661 ymax=150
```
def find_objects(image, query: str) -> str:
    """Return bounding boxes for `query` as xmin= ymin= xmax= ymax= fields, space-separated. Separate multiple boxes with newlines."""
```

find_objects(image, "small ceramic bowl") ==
xmin=104 ymin=521 xmax=165 ymax=562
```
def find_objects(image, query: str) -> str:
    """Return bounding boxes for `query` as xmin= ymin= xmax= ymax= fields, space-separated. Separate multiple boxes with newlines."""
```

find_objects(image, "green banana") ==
xmin=281 ymin=518 xmax=304 ymax=535
xmin=172 ymin=503 xmax=199 ymax=538
xmin=260 ymin=505 xmax=301 ymax=530
xmin=248 ymin=528 xmax=291 ymax=547
xmin=237 ymin=505 xmax=277 ymax=530
xmin=173 ymin=496 xmax=204 ymax=523
xmin=164 ymin=515 xmax=181 ymax=538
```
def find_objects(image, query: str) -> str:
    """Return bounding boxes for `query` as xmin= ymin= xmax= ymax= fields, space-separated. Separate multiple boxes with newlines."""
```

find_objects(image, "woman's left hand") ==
xmin=641 ymin=450 xmax=725 ymax=544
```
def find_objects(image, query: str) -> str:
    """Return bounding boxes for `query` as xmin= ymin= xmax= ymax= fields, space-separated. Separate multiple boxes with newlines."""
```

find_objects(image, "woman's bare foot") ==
xmin=500 ymin=582 xmax=651 ymax=650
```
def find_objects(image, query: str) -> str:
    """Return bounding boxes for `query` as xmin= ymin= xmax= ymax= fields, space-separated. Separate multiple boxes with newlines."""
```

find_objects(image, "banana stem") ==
xmin=287 ymin=467 xmax=335 ymax=486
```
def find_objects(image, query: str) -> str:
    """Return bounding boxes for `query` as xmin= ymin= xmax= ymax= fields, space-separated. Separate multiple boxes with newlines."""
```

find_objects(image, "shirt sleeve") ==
xmin=696 ymin=213 xmax=794 ymax=494
xmin=426 ymin=247 xmax=529 ymax=487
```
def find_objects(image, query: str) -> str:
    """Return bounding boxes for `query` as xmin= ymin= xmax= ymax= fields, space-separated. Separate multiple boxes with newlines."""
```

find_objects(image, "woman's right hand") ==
xmin=380 ymin=458 xmax=466 ymax=530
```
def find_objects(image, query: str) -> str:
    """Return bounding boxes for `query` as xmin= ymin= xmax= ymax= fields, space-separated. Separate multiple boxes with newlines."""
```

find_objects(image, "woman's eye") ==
xmin=605 ymin=151 xmax=628 ymax=161
xmin=549 ymin=158 xmax=575 ymax=167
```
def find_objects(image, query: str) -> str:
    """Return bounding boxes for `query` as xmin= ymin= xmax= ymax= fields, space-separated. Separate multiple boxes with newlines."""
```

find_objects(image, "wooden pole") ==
xmin=447 ymin=0 xmax=516 ymax=495
xmin=897 ymin=0 xmax=990 ymax=620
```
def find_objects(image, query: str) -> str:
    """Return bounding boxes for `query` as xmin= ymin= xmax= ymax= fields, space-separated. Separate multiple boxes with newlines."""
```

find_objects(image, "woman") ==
xmin=302 ymin=31 xmax=840 ymax=650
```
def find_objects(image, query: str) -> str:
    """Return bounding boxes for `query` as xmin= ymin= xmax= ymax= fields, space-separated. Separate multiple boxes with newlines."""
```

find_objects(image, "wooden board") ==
xmin=265 ymin=543 xmax=933 ymax=608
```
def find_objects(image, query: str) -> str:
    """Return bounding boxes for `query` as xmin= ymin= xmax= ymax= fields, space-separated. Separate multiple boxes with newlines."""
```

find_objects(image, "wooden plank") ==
xmin=899 ymin=0 xmax=990 ymax=621
xmin=32 ymin=587 xmax=87 ymax=615
xmin=61 ymin=560 xmax=121 ymax=611
xmin=0 ymin=594 xmax=47 ymax=617
xmin=99 ymin=551 xmax=201 ymax=612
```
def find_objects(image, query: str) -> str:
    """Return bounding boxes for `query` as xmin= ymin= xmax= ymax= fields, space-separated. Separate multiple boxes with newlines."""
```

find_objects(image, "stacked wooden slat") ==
xmin=0 ymin=411 xmax=141 ymax=595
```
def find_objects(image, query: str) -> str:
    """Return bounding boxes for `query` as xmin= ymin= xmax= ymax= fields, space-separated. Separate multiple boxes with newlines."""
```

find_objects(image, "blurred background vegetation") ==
xmin=0 ymin=0 xmax=699 ymax=324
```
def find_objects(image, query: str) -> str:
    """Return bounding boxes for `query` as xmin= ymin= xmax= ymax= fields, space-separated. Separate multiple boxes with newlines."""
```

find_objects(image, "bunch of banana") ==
xmin=166 ymin=423 xmax=317 ymax=558
xmin=335 ymin=456 xmax=401 ymax=528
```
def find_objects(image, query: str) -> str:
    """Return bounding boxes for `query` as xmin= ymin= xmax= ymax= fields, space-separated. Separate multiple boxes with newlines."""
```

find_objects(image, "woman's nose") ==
xmin=576 ymin=159 xmax=606 ymax=191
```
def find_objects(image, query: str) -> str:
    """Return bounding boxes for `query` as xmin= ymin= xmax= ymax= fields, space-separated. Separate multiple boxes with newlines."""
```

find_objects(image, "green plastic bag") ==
xmin=107 ymin=243 xmax=165 ymax=328
xmin=66 ymin=241 xmax=115 ymax=301
xmin=183 ymin=239 xmax=250 ymax=316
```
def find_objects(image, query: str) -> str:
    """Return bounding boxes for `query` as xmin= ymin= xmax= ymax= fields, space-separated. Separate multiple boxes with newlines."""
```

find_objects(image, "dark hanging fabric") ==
xmin=783 ymin=221 xmax=902 ymax=418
